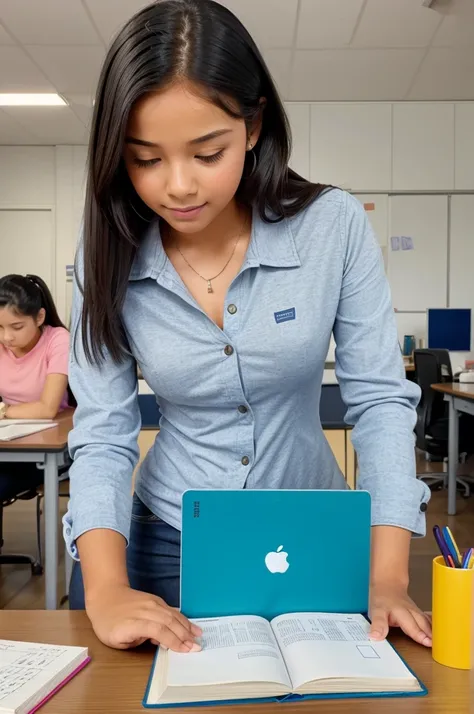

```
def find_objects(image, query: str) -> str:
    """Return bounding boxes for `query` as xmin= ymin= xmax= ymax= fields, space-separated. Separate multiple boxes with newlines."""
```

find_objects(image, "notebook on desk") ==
xmin=0 ymin=639 xmax=89 ymax=714
xmin=0 ymin=420 xmax=56 ymax=442
xmin=143 ymin=490 xmax=427 ymax=707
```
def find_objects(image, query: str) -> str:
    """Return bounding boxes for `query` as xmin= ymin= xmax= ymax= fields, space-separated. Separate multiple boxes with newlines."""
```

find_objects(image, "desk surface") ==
xmin=0 ymin=611 xmax=471 ymax=714
xmin=431 ymin=382 xmax=474 ymax=400
xmin=0 ymin=408 xmax=74 ymax=452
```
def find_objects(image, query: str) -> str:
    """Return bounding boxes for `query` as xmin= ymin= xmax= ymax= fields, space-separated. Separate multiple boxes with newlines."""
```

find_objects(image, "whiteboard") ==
xmin=388 ymin=196 xmax=448 ymax=312
xmin=353 ymin=193 xmax=388 ymax=272
xmin=0 ymin=209 xmax=54 ymax=292
xmin=353 ymin=194 xmax=388 ymax=247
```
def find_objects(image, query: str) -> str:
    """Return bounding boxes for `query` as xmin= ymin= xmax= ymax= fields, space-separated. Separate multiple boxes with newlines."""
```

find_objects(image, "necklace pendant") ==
xmin=207 ymin=280 xmax=213 ymax=293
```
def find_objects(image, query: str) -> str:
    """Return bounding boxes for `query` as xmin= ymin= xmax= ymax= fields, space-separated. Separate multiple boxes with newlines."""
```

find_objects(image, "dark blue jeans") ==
xmin=69 ymin=493 xmax=180 ymax=610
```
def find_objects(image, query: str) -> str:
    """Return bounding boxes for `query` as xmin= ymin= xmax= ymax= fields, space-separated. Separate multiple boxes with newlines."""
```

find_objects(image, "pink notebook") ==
xmin=0 ymin=639 xmax=90 ymax=714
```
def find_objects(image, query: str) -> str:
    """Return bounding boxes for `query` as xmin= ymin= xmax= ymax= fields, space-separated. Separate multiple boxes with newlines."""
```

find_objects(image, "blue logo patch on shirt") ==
xmin=274 ymin=307 xmax=296 ymax=324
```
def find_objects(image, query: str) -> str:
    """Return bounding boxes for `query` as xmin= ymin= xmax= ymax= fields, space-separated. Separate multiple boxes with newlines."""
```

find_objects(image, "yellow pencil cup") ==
xmin=432 ymin=555 xmax=474 ymax=670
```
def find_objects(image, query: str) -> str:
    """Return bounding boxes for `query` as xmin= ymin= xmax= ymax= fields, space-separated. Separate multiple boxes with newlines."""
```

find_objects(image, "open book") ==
xmin=0 ymin=420 xmax=56 ymax=442
xmin=144 ymin=613 xmax=425 ymax=708
xmin=0 ymin=640 xmax=89 ymax=714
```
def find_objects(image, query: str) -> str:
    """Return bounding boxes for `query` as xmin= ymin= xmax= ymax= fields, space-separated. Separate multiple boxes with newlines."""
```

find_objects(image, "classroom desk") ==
xmin=0 ymin=409 xmax=74 ymax=610
xmin=431 ymin=383 xmax=474 ymax=516
xmin=0 ymin=610 xmax=470 ymax=714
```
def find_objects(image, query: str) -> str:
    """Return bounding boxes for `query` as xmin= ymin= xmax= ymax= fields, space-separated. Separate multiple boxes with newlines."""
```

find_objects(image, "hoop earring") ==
xmin=243 ymin=149 xmax=258 ymax=179
xmin=130 ymin=200 xmax=153 ymax=223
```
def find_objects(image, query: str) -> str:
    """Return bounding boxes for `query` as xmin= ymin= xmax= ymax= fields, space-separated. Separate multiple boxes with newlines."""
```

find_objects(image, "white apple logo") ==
xmin=265 ymin=545 xmax=290 ymax=573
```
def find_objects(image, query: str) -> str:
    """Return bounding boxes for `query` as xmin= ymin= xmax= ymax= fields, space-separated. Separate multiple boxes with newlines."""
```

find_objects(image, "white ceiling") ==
xmin=0 ymin=0 xmax=473 ymax=145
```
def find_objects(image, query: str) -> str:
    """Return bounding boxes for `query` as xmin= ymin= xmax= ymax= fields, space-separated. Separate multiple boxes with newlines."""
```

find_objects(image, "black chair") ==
xmin=0 ymin=464 xmax=71 ymax=576
xmin=0 ymin=469 xmax=44 ymax=575
xmin=414 ymin=349 xmax=474 ymax=496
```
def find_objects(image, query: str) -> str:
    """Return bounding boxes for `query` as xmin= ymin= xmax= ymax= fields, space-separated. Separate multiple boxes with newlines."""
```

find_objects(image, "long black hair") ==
xmin=0 ymin=274 xmax=76 ymax=407
xmin=0 ymin=274 xmax=66 ymax=329
xmin=81 ymin=0 xmax=330 ymax=364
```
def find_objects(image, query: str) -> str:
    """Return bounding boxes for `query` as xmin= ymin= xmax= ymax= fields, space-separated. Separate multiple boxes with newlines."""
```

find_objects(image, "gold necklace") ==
xmin=174 ymin=218 xmax=246 ymax=294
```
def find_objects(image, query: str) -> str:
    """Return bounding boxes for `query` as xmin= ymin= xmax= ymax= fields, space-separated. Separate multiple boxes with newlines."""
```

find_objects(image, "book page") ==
xmin=0 ymin=422 xmax=57 ymax=441
xmin=0 ymin=640 xmax=87 ymax=713
xmin=1 ymin=419 xmax=53 ymax=426
xmin=270 ymin=613 xmax=415 ymax=691
xmin=166 ymin=616 xmax=291 ymax=689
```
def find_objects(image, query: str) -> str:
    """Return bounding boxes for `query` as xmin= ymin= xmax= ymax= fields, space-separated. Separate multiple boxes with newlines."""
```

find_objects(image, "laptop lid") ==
xmin=181 ymin=489 xmax=371 ymax=620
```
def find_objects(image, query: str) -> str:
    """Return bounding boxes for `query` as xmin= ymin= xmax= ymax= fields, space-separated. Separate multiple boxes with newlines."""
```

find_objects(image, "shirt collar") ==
xmin=129 ymin=220 xmax=165 ymax=281
xmin=129 ymin=206 xmax=301 ymax=281
xmin=248 ymin=207 xmax=301 ymax=269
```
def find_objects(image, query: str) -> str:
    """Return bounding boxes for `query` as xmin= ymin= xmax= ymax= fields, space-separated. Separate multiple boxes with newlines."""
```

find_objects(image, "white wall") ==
xmin=0 ymin=145 xmax=86 ymax=322
xmin=1 ymin=100 xmax=474 ymax=361
xmin=290 ymin=101 xmax=468 ymax=192
xmin=0 ymin=146 xmax=56 ymax=206
xmin=309 ymin=103 xmax=392 ymax=191
xmin=55 ymin=146 xmax=88 ymax=322
xmin=287 ymin=100 xmax=474 ymax=361
xmin=0 ymin=146 xmax=59 ymax=309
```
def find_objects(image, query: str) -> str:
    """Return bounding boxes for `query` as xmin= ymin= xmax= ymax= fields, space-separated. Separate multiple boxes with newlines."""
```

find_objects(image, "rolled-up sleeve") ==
xmin=62 ymin=256 xmax=141 ymax=559
xmin=333 ymin=193 xmax=430 ymax=537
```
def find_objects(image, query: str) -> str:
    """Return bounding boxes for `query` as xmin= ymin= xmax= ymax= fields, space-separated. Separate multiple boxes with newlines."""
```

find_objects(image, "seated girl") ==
xmin=0 ymin=274 xmax=71 ymax=496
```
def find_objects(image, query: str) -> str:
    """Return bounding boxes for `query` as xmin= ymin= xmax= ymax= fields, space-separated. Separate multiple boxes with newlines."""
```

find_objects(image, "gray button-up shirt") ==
xmin=63 ymin=190 xmax=430 ymax=558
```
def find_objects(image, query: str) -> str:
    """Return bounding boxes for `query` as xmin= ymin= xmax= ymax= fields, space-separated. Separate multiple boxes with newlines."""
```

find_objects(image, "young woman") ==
xmin=0 ymin=274 xmax=71 ymax=493
xmin=65 ymin=0 xmax=432 ymax=654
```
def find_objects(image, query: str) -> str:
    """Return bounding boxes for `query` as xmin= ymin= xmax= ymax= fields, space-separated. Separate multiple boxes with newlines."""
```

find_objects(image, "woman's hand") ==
xmin=368 ymin=525 xmax=431 ymax=647
xmin=86 ymin=583 xmax=203 ymax=652
xmin=368 ymin=580 xmax=432 ymax=647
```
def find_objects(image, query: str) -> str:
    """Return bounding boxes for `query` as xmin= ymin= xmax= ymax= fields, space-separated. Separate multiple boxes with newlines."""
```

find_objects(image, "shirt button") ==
xmin=420 ymin=502 xmax=428 ymax=513
xmin=227 ymin=304 xmax=237 ymax=315
xmin=238 ymin=405 xmax=248 ymax=414
xmin=241 ymin=456 xmax=250 ymax=466
xmin=224 ymin=345 xmax=234 ymax=356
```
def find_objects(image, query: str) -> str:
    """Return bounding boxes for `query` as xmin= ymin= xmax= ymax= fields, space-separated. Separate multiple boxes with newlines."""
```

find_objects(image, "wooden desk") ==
xmin=431 ymin=384 xmax=474 ymax=515
xmin=431 ymin=383 xmax=474 ymax=401
xmin=405 ymin=363 xmax=415 ymax=373
xmin=0 ymin=611 xmax=470 ymax=714
xmin=0 ymin=409 xmax=74 ymax=609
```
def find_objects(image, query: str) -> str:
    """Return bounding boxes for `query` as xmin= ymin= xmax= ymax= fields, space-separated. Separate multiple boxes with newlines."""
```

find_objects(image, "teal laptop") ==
xmin=180 ymin=489 xmax=371 ymax=620
xmin=144 ymin=489 xmax=428 ymax=708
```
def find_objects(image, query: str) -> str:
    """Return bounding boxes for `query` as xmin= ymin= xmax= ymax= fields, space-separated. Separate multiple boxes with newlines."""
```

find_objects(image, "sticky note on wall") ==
xmin=363 ymin=202 xmax=375 ymax=211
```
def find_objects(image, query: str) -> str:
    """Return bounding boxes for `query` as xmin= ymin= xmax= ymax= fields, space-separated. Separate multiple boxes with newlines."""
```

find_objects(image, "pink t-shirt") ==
xmin=0 ymin=325 xmax=70 ymax=410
